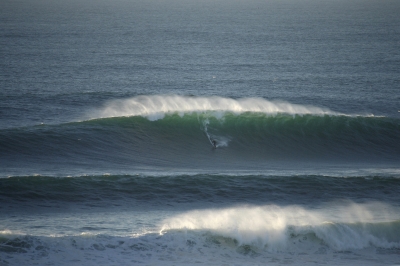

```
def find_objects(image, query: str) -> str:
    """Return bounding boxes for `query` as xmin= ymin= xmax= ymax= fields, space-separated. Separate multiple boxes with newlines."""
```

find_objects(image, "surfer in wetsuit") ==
xmin=211 ymin=139 xmax=217 ymax=148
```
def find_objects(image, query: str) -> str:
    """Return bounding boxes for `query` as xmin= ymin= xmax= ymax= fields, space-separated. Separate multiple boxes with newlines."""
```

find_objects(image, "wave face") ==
xmin=1 ymin=96 xmax=399 ymax=175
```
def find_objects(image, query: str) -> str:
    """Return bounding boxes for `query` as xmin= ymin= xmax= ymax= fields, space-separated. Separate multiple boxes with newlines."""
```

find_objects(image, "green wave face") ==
xmin=1 ymin=111 xmax=400 ymax=173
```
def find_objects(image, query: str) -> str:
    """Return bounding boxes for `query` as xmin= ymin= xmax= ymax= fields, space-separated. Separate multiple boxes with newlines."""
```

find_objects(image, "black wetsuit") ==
xmin=212 ymin=140 xmax=217 ymax=148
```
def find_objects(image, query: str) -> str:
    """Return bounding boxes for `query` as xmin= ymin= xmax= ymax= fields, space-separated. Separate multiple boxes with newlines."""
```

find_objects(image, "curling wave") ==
xmin=1 ymin=96 xmax=399 ymax=174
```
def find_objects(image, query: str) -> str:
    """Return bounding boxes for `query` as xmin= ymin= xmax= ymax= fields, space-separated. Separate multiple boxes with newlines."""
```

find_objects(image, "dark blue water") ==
xmin=1 ymin=0 xmax=400 ymax=265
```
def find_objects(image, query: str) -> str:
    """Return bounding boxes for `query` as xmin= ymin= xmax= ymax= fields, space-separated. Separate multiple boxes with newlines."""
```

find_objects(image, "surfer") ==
xmin=211 ymin=139 xmax=217 ymax=148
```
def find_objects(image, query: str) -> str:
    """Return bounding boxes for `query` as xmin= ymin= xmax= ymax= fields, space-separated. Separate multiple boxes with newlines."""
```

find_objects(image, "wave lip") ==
xmin=92 ymin=95 xmax=338 ymax=120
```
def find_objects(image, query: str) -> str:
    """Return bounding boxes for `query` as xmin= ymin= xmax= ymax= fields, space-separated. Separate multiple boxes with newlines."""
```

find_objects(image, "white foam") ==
xmin=161 ymin=205 xmax=320 ymax=250
xmin=161 ymin=203 xmax=400 ymax=251
xmin=92 ymin=95 xmax=338 ymax=120
xmin=0 ymin=229 xmax=21 ymax=235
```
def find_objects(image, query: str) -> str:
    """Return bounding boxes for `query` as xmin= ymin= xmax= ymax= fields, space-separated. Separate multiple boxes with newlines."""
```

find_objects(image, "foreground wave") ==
xmin=1 ymin=204 xmax=399 ymax=265
xmin=1 ymin=170 xmax=399 ymax=265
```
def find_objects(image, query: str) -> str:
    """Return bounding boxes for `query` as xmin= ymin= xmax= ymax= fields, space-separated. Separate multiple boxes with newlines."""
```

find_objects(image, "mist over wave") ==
xmin=91 ymin=95 xmax=339 ymax=120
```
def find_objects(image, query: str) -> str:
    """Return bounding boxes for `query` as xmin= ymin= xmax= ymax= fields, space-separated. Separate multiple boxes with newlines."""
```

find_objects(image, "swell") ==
xmin=1 ymin=174 xmax=399 ymax=206
xmin=1 ymin=112 xmax=399 ymax=171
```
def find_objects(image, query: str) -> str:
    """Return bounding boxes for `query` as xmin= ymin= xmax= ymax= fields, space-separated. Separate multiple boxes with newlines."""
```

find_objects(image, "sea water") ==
xmin=1 ymin=0 xmax=400 ymax=265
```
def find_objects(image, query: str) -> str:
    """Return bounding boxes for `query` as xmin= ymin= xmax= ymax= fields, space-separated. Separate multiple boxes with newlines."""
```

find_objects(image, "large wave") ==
xmin=1 ymin=95 xmax=399 ymax=175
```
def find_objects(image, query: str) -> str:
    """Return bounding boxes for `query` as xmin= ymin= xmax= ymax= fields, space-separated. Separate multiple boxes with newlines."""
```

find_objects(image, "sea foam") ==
xmin=160 ymin=203 xmax=400 ymax=251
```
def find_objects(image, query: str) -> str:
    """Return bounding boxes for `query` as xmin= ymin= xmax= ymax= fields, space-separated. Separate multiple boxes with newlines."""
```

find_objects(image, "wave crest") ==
xmin=92 ymin=95 xmax=338 ymax=120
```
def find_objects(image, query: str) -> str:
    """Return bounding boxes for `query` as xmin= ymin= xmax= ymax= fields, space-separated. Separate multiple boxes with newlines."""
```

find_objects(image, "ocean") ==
xmin=1 ymin=0 xmax=400 ymax=265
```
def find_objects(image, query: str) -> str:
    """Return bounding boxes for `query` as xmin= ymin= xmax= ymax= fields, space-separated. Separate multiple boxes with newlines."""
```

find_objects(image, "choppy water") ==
xmin=1 ymin=0 xmax=400 ymax=265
